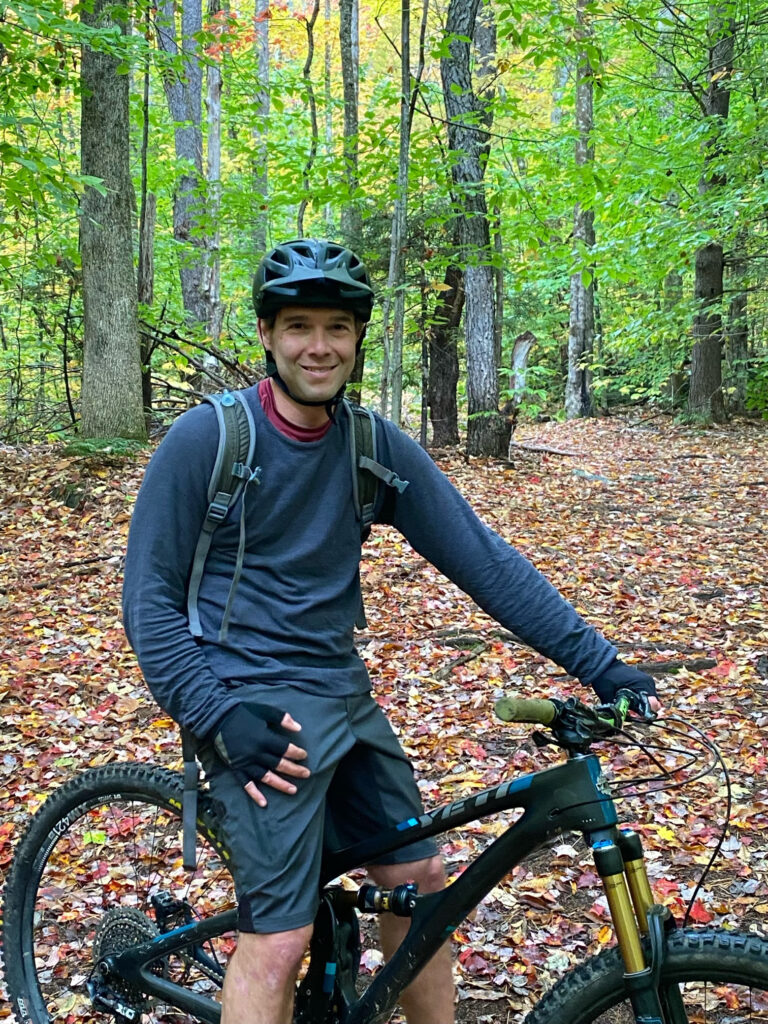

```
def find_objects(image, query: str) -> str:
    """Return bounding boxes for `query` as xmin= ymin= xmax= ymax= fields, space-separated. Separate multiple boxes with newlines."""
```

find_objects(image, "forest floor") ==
xmin=0 ymin=411 xmax=767 ymax=1022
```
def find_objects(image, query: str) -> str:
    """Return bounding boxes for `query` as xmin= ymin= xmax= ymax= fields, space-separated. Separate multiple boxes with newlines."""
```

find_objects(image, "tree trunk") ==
xmin=440 ymin=0 xmax=508 ymax=456
xmin=565 ymin=0 xmax=595 ymax=420
xmin=492 ymin=207 xmax=504 ymax=390
xmin=726 ymin=235 xmax=749 ymax=414
xmin=381 ymin=0 xmax=412 ymax=425
xmin=203 ymin=0 xmax=223 ymax=345
xmin=138 ymin=192 xmax=156 ymax=425
xmin=252 ymin=0 xmax=270 ymax=255
xmin=339 ymin=0 xmax=362 ymax=249
xmin=687 ymin=7 xmax=733 ymax=423
xmin=511 ymin=331 xmax=536 ymax=399
xmin=428 ymin=264 xmax=463 ymax=447
xmin=690 ymin=242 xmax=727 ymax=421
xmin=156 ymin=0 xmax=208 ymax=324
xmin=323 ymin=0 xmax=333 ymax=234
xmin=297 ymin=0 xmax=320 ymax=237
xmin=80 ymin=0 xmax=145 ymax=440
xmin=138 ymin=9 xmax=155 ymax=427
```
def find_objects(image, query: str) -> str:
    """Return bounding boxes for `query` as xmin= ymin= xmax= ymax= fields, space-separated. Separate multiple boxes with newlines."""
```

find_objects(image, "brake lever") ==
xmin=615 ymin=688 xmax=657 ymax=723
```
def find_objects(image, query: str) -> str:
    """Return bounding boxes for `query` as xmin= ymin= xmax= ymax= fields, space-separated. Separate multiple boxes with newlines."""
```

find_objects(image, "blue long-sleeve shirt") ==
xmin=122 ymin=385 xmax=617 ymax=738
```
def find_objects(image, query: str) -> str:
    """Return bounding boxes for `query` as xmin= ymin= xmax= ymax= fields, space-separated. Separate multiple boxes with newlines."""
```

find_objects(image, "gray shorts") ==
xmin=199 ymin=685 xmax=436 ymax=934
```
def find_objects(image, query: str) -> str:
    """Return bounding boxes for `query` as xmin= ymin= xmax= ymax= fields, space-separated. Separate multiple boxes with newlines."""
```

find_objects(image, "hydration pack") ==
xmin=185 ymin=390 xmax=410 ymax=642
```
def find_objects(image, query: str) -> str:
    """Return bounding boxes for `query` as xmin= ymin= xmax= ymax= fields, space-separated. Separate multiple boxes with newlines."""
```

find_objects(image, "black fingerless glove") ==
xmin=210 ymin=702 xmax=293 ymax=787
xmin=590 ymin=659 xmax=658 ymax=705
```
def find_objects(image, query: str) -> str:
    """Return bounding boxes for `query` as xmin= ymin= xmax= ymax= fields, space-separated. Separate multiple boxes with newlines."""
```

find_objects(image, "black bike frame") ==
xmin=110 ymin=753 xmax=619 ymax=1024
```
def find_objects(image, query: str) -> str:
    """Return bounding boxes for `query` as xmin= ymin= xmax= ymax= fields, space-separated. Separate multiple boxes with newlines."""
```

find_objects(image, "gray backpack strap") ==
xmin=344 ymin=400 xmax=409 ymax=629
xmin=180 ymin=726 xmax=199 ymax=870
xmin=187 ymin=391 xmax=259 ymax=639
xmin=344 ymin=400 xmax=409 ymax=540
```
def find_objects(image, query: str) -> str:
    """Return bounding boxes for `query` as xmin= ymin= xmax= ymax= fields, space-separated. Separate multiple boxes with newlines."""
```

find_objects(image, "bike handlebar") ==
xmin=494 ymin=696 xmax=558 ymax=725
xmin=493 ymin=690 xmax=650 ymax=755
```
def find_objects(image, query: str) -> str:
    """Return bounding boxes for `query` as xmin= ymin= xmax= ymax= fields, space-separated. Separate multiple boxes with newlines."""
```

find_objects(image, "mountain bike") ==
xmin=4 ymin=690 xmax=768 ymax=1024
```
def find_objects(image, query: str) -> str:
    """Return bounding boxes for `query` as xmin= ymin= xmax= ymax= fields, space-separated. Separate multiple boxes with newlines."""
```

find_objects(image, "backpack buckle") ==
xmin=233 ymin=463 xmax=262 ymax=484
xmin=207 ymin=491 xmax=231 ymax=523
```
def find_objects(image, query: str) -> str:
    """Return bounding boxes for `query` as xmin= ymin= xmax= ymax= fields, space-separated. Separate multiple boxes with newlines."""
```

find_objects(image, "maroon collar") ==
xmin=258 ymin=379 xmax=333 ymax=442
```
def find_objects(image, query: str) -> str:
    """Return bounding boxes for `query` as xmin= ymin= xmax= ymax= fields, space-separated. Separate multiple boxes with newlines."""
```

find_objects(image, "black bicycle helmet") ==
xmin=253 ymin=238 xmax=374 ymax=322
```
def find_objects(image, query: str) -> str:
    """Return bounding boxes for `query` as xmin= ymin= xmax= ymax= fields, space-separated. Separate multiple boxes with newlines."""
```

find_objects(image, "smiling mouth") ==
xmin=301 ymin=365 xmax=337 ymax=376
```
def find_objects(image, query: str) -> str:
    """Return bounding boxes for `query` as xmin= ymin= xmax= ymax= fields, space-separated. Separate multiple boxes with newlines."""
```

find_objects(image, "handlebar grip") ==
xmin=494 ymin=697 xmax=557 ymax=725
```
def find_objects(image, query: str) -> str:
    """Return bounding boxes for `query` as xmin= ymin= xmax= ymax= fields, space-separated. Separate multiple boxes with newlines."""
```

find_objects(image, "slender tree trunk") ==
xmin=340 ymin=0 xmax=364 ymax=399
xmin=156 ymin=0 xmax=208 ymax=324
xmin=138 ymin=193 xmax=156 ymax=424
xmin=138 ymin=8 xmax=155 ymax=427
xmin=687 ymin=6 xmax=733 ymax=423
xmin=441 ymin=0 xmax=508 ymax=456
xmin=252 ymin=0 xmax=270 ymax=255
xmin=492 ymin=207 xmax=504 ymax=390
xmin=657 ymin=8 xmax=685 ymax=402
xmin=726 ymin=235 xmax=749 ymax=414
xmin=339 ymin=0 xmax=362 ymax=249
xmin=80 ymin=0 xmax=145 ymax=440
xmin=323 ymin=0 xmax=333 ymax=234
xmin=297 ymin=0 xmax=320 ymax=237
xmin=381 ymin=0 xmax=411 ymax=425
xmin=428 ymin=264 xmax=464 ymax=446
xmin=203 ymin=0 xmax=223 ymax=344
xmin=565 ymin=0 xmax=595 ymax=420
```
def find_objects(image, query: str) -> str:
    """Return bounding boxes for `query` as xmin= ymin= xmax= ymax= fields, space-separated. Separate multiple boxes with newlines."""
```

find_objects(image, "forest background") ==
xmin=2 ymin=1 xmax=768 ymax=1018
xmin=1 ymin=0 xmax=768 ymax=451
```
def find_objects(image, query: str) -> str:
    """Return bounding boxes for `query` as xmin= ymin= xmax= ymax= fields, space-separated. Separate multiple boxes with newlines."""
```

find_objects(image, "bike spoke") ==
xmin=27 ymin=791 xmax=235 ymax=1023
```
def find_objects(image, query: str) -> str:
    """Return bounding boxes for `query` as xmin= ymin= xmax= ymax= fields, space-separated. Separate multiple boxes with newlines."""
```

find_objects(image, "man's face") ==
xmin=261 ymin=306 xmax=359 ymax=406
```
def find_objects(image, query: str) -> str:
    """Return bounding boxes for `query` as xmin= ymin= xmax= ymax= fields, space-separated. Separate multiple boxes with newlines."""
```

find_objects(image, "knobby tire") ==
xmin=525 ymin=927 xmax=768 ymax=1023
xmin=2 ymin=763 xmax=236 ymax=1024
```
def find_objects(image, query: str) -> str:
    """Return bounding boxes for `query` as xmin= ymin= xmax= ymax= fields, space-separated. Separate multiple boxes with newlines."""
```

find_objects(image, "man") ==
xmin=122 ymin=238 xmax=659 ymax=1024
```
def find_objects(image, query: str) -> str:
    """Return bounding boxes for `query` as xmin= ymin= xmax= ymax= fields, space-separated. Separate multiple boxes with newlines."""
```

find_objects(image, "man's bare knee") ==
xmin=234 ymin=926 xmax=313 ymax=989
xmin=367 ymin=855 xmax=446 ymax=894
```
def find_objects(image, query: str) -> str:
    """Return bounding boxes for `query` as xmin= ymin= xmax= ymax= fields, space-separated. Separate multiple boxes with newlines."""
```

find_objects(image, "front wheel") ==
xmin=526 ymin=928 xmax=768 ymax=1023
xmin=2 ymin=763 xmax=237 ymax=1023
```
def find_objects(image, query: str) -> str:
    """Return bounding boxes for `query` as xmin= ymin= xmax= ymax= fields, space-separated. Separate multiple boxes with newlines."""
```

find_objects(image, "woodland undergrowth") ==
xmin=0 ymin=412 xmax=766 ymax=1020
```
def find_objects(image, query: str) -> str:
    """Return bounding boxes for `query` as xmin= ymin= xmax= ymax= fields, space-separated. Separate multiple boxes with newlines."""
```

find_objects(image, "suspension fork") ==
xmin=591 ymin=828 xmax=686 ymax=1024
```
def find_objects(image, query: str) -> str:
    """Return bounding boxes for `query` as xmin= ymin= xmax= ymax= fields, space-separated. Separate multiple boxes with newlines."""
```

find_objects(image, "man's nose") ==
xmin=305 ymin=327 xmax=332 ymax=353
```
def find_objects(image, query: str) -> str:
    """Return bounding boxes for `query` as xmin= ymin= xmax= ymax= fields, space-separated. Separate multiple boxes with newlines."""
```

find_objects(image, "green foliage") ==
xmin=1 ymin=0 xmax=767 ymax=440
xmin=501 ymin=364 xmax=561 ymax=420
xmin=746 ymin=356 xmax=768 ymax=420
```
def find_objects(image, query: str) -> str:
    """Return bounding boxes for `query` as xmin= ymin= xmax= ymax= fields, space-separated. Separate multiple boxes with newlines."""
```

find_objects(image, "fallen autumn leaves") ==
xmin=0 ymin=412 xmax=766 ymax=1020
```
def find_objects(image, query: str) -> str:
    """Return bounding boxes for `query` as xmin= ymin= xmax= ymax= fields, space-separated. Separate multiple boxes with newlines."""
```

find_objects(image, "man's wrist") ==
xmin=590 ymin=658 xmax=658 ymax=702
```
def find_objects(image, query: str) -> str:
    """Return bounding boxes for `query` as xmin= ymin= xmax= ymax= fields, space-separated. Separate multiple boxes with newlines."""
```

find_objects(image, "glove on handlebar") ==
xmin=210 ymin=702 xmax=294 ymax=788
xmin=590 ymin=659 xmax=658 ymax=706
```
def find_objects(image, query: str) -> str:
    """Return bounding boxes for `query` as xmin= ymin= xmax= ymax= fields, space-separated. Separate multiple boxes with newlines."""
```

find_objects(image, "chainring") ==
xmin=92 ymin=907 xmax=160 ymax=1016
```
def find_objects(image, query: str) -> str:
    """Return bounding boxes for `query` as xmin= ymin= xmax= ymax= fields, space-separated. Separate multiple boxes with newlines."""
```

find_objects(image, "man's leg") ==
xmin=367 ymin=856 xmax=455 ymax=1024
xmin=220 ymin=925 xmax=313 ymax=1024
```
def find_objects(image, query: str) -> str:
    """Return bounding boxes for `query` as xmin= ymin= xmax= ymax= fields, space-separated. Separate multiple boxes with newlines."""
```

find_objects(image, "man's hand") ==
xmin=211 ymin=702 xmax=310 ymax=807
xmin=590 ymin=659 xmax=662 ymax=715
